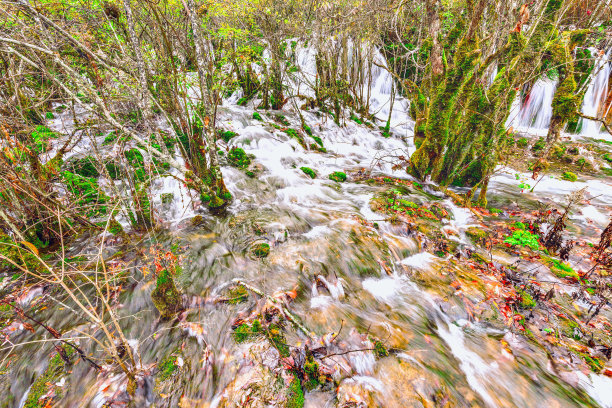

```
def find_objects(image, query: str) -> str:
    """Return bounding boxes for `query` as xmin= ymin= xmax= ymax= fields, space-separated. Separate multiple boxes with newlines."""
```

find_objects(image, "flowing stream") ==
xmin=3 ymin=44 xmax=612 ymax=408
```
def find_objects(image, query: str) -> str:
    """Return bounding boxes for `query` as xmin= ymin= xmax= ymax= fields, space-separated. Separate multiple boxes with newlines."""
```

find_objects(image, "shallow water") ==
xmin=3 ymin=46 xmax=612 ymax=408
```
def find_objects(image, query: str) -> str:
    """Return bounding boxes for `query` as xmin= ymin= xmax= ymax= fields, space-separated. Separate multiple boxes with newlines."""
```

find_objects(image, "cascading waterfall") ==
xmin=507 ymin=77 xmax=557 ymax=132
xmin=507 ymin=49 xmax=611 ymax=138
xmin=579 ymin=49 xmax=611 ymax=137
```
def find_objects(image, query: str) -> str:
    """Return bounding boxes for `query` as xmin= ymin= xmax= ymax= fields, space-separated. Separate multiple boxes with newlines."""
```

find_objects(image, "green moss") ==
xmin=0 ymin=234 xmax=43 ymax=274
xmin=350 ymin=114 xmax=363 ymax=124
xmin=251 ymin=243 xmax=270 ymax=258
xmin=303 ymin=125 xmax=312 ymax=136
xmin=604 ymin=153 xmax=612 ymax=163
xmin=151 ymin=269 xmax=183 ymax=319
xmin=45 ymin=112 xmax=55 ymax=119
xmin=107 ymin=219 xmax=123 ymax=235
xmin=252 ymin=112 xmax=263 ymax=121
xmin=233 ymin=319 xmax=262 ymax=343
xmin=532 ymin=137 xmax=546 ymax=153
xmin=549 ymin=259 xmax=579 ymax=279
xmin=102 ymin=131 xmax=118 ymax=146
xmin=312 ymin=136 xmax=323 ymax=147
xmin=105 ymin=161 xmax=122 ymax=179
xmin=328 ymin=171 xmax=346 ymax=182
xmin=300 ymin=167 xmax=316 ymax=179
xmin=504 ymin=230 xmax=540 ymax=250
xmin=226 ymin=285 xmax=249 ymax=304
xmin=228 ymin=147 xmax=251 ymax=169
xmin=517 ymin=289 xmax=536 ymax=309
xmin=219 ymin=130 xmax=238 ymax=142
xmin=267 ymin=324 xmax=289 ymax=357
xmin=61 ymin=171 xmax=108 ymax=216
xmin=24 ymin=347 xmax=73 ymax=408
xmin=286 ymin=378 xmax=304 ymax=408
xmin=157 ymin=353 xmax=178 ymax=382
xmin=561 ymin=171 xmax=577 ymax=182
xmin=513 ymin=222 xmax=526 ymax=230
xmin=466 ymin=227 xmax=487 ymax=242
xmin=30 ymin=126 xmax=58 ymax=154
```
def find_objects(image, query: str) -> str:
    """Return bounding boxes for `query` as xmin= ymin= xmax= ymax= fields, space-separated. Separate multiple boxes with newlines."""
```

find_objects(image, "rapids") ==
xmin=3 ymin=43 xmax=612 ymax=408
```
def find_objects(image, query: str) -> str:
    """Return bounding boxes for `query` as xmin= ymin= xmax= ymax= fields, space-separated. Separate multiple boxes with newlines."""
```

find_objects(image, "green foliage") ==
xmin=328 ymin=171 xmax=346 ymax=182
xmin=30 ymin=126 xmax=58 ymax=154
xmin=516 ymin=137 xmax=528 ymax=148
xmin=302 ymin=125 xmax=312 ymax=136
xmin=65 ymin=156 xmax=99 ymax=178
xmin=233 ymin=319 xmax=262 ymax=343
xmin=62 ymin=171 xmax=108 ymax=216
xmin=219 ymin=130 xmax=238 ymax=142
xmin=0 ymin=234 xmax=42 ymax=274
xmin=161 ymin=193 xmax=174 ymax=205
xmin=252 ymin=111 xmax=263 ymax=121
xmin=228 ymin=147 xmax=251 ymax=169
xmin=226 ymin=285 xmax=249 ymax=304
xmin=300 ymin=167 xmax=316 ymax=179
xmin=532 ymin=137 xmax=546 ymax=153
xmin=350 ymin=114 xmax=363 ymax=124
xmin=504 ymin=230 xmax=540 ymax=250
xmin=561 ymin=171 xmax=577 ymax=182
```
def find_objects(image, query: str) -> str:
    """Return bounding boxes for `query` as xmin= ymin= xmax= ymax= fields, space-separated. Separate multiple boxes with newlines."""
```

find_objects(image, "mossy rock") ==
xmin=300 ymin=167 xmax=316 ymax=179
xmin=228 ymin=147 xmax=251 ymax=169
xmin=219 ymin=130 xmax=238 ymax=142
xmin=151 ymin=269 xmax=183 ymax=319
xmin=24 ymin=347 xmax=74 ymax=408
xmin=251 ymin=243 xmax=270 ymax=258
xmin=286 ymin=377 xmax=305 ymax=408
xmin=466 ymin=227 xmax=487 ymax=242
xmin=561 ymin=171 xmax=577 ymax=182
xmin=328 ymin=171 xmax=347 ymax=182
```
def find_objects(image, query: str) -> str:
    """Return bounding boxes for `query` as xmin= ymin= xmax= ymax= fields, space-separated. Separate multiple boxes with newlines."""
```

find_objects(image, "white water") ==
xmin=508 ymin=49 xmax=611 ymax=140
xmin=580 ymin=49 xmax=611 ymax=138
xmin=507 ymin=78 xmax=557 ymax=133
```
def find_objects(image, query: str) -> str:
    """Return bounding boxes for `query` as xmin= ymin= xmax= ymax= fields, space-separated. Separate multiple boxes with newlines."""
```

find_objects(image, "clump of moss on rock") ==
xmin=300 ymin=167 xmax=316 ymax=179
xmin=328 ymin=171 xmax=347 ymax=182
xmin=561 ymin=171 xmax=577 ymax=182
xmin=151 ymin=269 xmax=183 ymax=319
xmin=251 ymin=243 xmax=270 ymax=258
xmin=24 ymin=347 xmax=74 ymax=408
xmin=228 ymin=147 xmax=251 ymax=169
xmin=252 ymin=112 xmax=263 ymax=121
